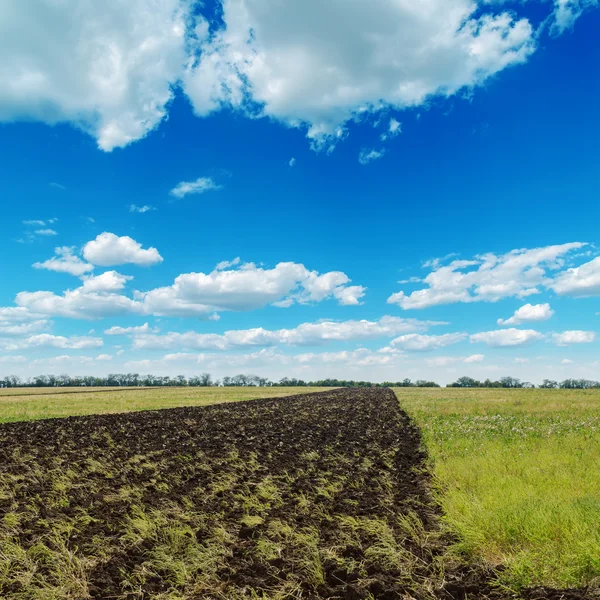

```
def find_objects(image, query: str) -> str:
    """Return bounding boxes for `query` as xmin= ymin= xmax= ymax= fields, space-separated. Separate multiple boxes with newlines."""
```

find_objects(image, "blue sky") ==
xmin=0 ymin=0 xmax=599 ymax=384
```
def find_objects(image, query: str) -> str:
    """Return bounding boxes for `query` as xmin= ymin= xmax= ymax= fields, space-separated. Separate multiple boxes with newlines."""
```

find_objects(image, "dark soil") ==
xmin=0 ymin=388 xmax=593 ymax=599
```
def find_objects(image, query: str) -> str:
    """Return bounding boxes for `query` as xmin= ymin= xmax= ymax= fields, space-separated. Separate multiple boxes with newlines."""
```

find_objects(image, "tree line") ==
xmin=1 ymin=373 xmax=598 ymax=389
xmin=447 ymin=376 xmax=600 ymax=389
xmin=0 ymin=373 xmax=440 ymax=388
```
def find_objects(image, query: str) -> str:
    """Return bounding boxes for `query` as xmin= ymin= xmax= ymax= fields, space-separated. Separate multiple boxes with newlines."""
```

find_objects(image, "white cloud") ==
xmin=96 ymin=354 xmax=113 ymax=361
xmin=138 ymin=261 xmax=366 ymax=317
xmin=0 ymin=320 xmax=50 ymax=336
xmin=34 ymin=229 xmax=57 ymax=236
xmin=389 ymin=332 xmax=467 ymax=352
xmin=470 ymin=328 xmax=544 ymax=347
xmin=464 ymin=353 xmax=485 ymax=363
xmin=0 ymin=334 xmax=103 ymax=351
xmin=551 ymin=257 xmax=600 ymax=297
xmin=0 ymin=0 xmax=188 ymax=151
xmin=497 ymin=303 xmax=554 ymax=326
xmin=551 ymin=0 xmax=598 ymax=35
xmin=215 ymin=257 xmax=241 ymax=270
xmin=289 ymin=157 xmax=296 ymax=167
xmin=561 ymin=358 xmax=574 ymax=364
xmin=23 ymin=220 xmax=46 ymax=226
xmin=169 ymin=177 xmax=222 ymax=198
xmin=1 ymin=1 xmax=591 ymax=154
xmin=184 ymin=0 xmax=535 ymax=150
xmin=358 ymin=148 xmax=385 ymax=165
xmin=388 ymin=242 xmax=585 ymax=309
xmin=131 ymin=315 xmax=444 ymax=351
xmin=11 ymin=259 xmax=365 ymax=321
xmin=83 ymin=233 xmax=163 ymax=267
xmin=80 ymin=271 xmax=133 ymax=293
xmin=33 ymin=246 xmax=94 ymax=277
xmin=552 ymin=330 xmax=596 ymax=346
xmin=105 ymin=323 xmax=155 ymax=335
xmin=380 ymin=118 xmax=402 ymax=142
xmin=129 ymin=204 xmax=156 ymax=213
xmin=15 ymin=287 xmax=142 ymax=320
xmin=0 ymin=307 xmax=40 ymax=323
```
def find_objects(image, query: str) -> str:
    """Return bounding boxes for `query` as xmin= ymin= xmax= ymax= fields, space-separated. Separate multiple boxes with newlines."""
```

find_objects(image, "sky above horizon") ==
xmin=0 ymin=0 xmax=599 ymax=384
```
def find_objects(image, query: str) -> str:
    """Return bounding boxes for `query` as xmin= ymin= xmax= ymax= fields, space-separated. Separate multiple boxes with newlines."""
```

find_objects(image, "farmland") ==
xmin=0 ymin=388 xmax=454 ymax=599
xmin=398 ymin=387 xmax=600 ymax=591
xmin=0 ymin=386 xmax=597 ymax=599
xmin=0 ymin=386 xmax=323 ymax=424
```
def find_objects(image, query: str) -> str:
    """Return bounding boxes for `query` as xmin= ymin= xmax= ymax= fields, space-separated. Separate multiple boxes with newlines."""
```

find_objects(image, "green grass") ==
xmin=0 ymin=387 xmax=324 ymax=423
xmin=396 ymin=387 xmax=600 ymax=591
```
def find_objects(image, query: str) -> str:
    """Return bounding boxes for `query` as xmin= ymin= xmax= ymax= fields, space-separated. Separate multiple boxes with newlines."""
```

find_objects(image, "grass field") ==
xmin=0 ymin=386 xmax=323 ymax=423
xmin=397 ymin=387 xmax=600 ymax=591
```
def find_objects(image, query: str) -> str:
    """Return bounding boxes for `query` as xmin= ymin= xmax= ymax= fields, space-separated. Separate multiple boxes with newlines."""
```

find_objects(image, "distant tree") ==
xmin=540 ymin=379 xmax=558 ymax=389
xmin=499 ymin=376 xmax=523 ymax=389
xmin=448 ymin=376 xmax=480 ymax=388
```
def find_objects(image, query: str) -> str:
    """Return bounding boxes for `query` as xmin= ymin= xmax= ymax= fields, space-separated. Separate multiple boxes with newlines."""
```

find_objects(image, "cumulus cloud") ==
xmin=33 ymin=246 xmax=94 ymax=277
xmin=552 ymin=330 xmax=596 ymax=346
xmin=389 ymin=332 xmax=467 ymax=352
xmin=0 ymin=307 xmax=41 ymax=323
xmin=131 ymin=315 xmax=444 ymax=351
xmin=105 ymin=323 xmax=155 ymax=335
xmin=80 ymin=271 xmax=133 ymax=293
xmin=497 ymin=303 xmax=554 ymax=326
xmin=464 ymin=353 xmax=485 ymax=363
xmin=184 ymin=0 xmax=535 ymax=150
xmin=169 ymin=177 xmax=222 ymax=198
xmin=550 ymin=256 xmax=600 ymax=297
xmin=83 ymin=233 xmax=163 ymax=267
xmin=34 ymin=229 xmax=57 ymax=236
xmin=0 ymin=320 xmax=50 ymax=336
xmin=0 ymin=333 xmax=103 ymax=351
xmin=15 ymin=284 xmax=142 ymax=320
xmin=388 ymin=242 xmax=585 ymax=309
xmin=2 ymin=1 xmax=593 ymax=153
xmin=0 ymin=0 xmax=188 ymax=151
xmin=138 ymin=261 xmax=366 ymax=317
xmin=470 ymin=328 xmax=544 ymax=347
xmin=9 ymin=260 xmax=365 ymax=320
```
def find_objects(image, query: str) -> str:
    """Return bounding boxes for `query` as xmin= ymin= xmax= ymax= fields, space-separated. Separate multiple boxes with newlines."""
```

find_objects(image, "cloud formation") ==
xmin=130 ymin=316 xmax=444 ymax=351
xmin=34 ymin=247 xmax=94 ymax=277
xmin=470 ymin=328 xmax=544 ymax=347
xmin=3 ymin=0 xmax=591 ymax=151
xmin=185 ymin=0 xmax=535 ymax=150
xmin=170 ymin=177 xmax=222 ymax=198
xmin=83 ymin=233 xmax=163 ymax=267
xmin=388 ymin=242 xmax=586 ymax=309
xmin=0 ymin=0 xmax=188 ymax=151
xmin=497 ymin=303 xmax=554 ymax=326
xmin=552 ymin=330 xmax=596 ymax=346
